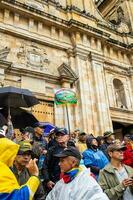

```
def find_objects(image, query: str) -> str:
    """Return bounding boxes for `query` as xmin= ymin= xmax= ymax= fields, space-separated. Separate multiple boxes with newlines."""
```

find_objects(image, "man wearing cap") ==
xmin=100 ymin=131 xmax=115 ymax=159
xmin=11 ymin=141 xmax=45 ymax=200
xmin=76 ymin=132 xmax=87 ymax=153
xmin=98 ymin=142 xmax=133 ymax=200
xmin=32 ymin=126 xmax=48 ymax=158
xmin=42 ymin=127 xmax=71 ymax=192
xmin=46 ymin=147 xmax=109 ymax=200
xmin=20 ymin=127 xmax=35 ymax=142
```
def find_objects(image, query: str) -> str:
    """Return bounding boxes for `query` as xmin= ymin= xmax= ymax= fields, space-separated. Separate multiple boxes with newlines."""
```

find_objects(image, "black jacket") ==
xmin=100 ymin=143 xmax=110 ymax=159
xmin=42 ymin=144 xmax=65 ymax=184
xmin=42 ymin=144 xmax=65 ymax=183
xmin=42 ymin=141 xmax=75 ymax=184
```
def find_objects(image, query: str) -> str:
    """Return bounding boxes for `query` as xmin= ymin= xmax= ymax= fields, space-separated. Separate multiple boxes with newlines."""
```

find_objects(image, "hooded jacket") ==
xmin=0 ymin=138 xmax=40 ymax=200
xmin=83 ymin=136 xmax=109 ymax=179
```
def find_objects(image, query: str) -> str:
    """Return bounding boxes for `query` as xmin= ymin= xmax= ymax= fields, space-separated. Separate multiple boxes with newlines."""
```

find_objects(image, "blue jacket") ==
xmin=82 ymin=148 xmax=109 ymax=179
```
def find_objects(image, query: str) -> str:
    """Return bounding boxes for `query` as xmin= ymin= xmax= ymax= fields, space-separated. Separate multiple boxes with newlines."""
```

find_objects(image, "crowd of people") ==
xmin=0 ymin=124 xmax=133 ymax=200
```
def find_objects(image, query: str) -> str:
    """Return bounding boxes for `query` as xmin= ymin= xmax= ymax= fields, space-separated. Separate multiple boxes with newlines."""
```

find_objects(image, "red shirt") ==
xmin=123 ymin=144 xmax=133 ymax=167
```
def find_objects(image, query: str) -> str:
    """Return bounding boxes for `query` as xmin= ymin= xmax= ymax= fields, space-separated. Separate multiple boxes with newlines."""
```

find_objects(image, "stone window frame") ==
xmin=113 ymin=78 xmax=127 ymax=109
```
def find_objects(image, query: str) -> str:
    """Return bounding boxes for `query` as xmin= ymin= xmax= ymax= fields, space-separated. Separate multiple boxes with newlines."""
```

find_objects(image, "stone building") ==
xmin=0 ymin=0 xmax=133 ymax=138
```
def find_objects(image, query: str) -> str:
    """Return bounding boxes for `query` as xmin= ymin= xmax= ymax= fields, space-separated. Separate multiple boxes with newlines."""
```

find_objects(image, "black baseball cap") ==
xmin=54 ymin=127 xmax=68 ymax=135
xmin=54 ymin=147 xmax=82 ymax=160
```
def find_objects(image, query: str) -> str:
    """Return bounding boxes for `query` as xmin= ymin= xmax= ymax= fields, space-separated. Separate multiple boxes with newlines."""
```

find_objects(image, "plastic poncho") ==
xmin=46 ymin=168 xmax=109 ymax=200
xmin=0 ymin=138 xmax=40 ymax=200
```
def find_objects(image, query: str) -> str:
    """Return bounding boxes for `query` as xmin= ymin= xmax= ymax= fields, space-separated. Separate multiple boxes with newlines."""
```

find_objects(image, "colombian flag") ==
xmin=0 ymin=138 xmax=40 ymax=200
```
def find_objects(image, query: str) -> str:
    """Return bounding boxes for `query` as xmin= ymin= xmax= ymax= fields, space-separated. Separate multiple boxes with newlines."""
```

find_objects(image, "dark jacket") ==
xmin=42 ymin=141 xmax=75 ymax=185
xmin=32 ymin=136 xmax=48 ymax=159
xmin=42 ymin=144 xmax=65 ymax=184
xmin=100 ymin=143 xmax=110 ymax=159
xmin=11 ymin=164 xmax=45 ymax=200
xmin=98 ymin=163 xmax=133 ymax=200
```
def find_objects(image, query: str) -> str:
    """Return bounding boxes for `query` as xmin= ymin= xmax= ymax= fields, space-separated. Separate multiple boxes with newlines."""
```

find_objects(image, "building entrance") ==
xmin=31 ymin=100 xmax=55 ymax=124
xmin=112 ymin=121 xmax=133 ymax=140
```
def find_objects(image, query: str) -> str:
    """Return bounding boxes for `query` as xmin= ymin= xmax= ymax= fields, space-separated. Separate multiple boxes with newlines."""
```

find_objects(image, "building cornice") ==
xmin=104 ymin=60 xmax=130 ymax=76
xmin=4 ymin=62 xmax=78 ymax=85
xmin=0 ymin=59 xmax=12 ymax=69
xmin=5 ymin=65 xmax=60 ymax=84
xmin=0 ymin=0 xmax=133 ymax=51
xmin=110 ymin=107 xmax=133 ymax=124
xmin=2 ymin=0 xmax=98 ymax=21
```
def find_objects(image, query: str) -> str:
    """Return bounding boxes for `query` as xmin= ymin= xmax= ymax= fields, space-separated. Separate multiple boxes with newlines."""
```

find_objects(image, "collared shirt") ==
xmin=114 ymin=167 xmax=133 ymax=200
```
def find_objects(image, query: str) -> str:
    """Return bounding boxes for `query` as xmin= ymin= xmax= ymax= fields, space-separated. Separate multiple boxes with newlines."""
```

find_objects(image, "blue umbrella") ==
xmin=34 ymin=122 xmax=55 ymax=136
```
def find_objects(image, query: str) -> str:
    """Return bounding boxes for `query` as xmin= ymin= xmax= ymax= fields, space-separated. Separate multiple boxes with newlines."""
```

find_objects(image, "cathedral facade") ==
xmin=0 ymin=0 xmax=133 ymax=137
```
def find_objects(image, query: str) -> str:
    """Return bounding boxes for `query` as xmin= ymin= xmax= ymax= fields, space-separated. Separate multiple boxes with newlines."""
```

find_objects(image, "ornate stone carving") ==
xmin=110 ymin=7 xmax=130 ymax=34
xmin=25 ymin=0 xmax=44 ymax=11
xmin=117 ymin=7 xmax=125 ymax=24
xmin=0 ymin=47 xmax=10 ymax=60
xmin=17 ymin=43 xmax=50 ymax=72
xmin=58 ymin=63 xmax=78 ymax=83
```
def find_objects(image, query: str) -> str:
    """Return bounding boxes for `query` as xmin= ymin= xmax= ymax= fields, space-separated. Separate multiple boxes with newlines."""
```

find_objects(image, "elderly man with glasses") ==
xmin=98 ymin=142 xmax=133 ymax=200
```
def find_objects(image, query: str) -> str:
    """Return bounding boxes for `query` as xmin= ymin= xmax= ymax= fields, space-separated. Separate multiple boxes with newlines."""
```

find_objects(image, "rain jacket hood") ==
xmin=0 ymin=138 xmax=19 ymax=167
xmin=0 ymin=138 xmax=40 ymax=200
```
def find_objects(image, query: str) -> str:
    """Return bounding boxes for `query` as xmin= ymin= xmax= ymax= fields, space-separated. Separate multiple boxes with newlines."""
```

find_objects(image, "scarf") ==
xmin=60 ymin=167 xmax=82 ymax=184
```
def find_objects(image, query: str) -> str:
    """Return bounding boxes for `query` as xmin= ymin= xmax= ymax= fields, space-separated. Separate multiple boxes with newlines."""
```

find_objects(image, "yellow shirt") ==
xmin=76 ymin=141 xmax=87 ymax=153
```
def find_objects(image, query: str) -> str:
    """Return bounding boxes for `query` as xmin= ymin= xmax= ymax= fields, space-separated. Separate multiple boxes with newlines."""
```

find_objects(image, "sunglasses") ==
xmin=17 ymin=150 xmax=32 ymax=156
xmin=113 ymin=149 xmax=124 ymax=152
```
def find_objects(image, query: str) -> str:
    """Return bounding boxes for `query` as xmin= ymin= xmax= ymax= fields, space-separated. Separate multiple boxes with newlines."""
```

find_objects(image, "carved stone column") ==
xmin=90 ymin=52 xmax=113 ymax=135
xmin=0 ymin=47 xmax=11 ymax=87
xmin=128 ymin=67 xmax=133 ymax=109
xmin=72 ymin=48 xmax=98 ymax=134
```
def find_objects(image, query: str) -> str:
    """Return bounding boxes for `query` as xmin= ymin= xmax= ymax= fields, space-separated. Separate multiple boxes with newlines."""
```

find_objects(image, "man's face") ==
xmin=79 ymin=135 xmax=86 ymax=142
xmin=71 ymin=133 xmax=77 ymax=139
xmin=75 ymin=130 xmax=80 ymax=136
xmin=106 ymin=135 xmax=115 ymax=144
xmin=124 ymin=136 xmax=130 ymax=144
xmin=55 ymin=133 xmax=69 ymax=146
xmin=59 ymin=156 xmax=76 ymax=173
xmin=91 ymin=138 xmax=98 ymax=147
xmin=34 ymin=127 xmax=43 ymax=137
xmin=15 ymin=152 xmax=31 ymax=167
xmin=109 ymin=149 xmax=124 ymax=161
xmin=21 ymin=133 xmax=30 ymax=141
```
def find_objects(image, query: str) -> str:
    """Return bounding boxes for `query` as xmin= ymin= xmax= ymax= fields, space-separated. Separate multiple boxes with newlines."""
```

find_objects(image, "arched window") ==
xmin=113 ymin=79 xmax=127 ymax=108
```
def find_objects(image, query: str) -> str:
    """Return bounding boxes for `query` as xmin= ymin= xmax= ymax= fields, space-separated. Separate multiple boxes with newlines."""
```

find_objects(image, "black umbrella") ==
xmin=0 ymin=86 xmax=39 ymax=108
xmin=0 ymin=107 xmax=38 ymax=128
